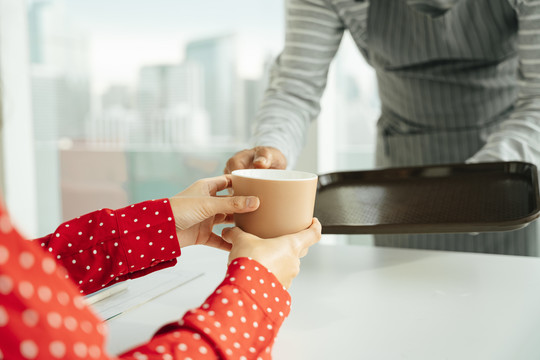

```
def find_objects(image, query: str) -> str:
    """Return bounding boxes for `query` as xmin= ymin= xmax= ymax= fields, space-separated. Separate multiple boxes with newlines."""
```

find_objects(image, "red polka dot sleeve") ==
xmin=34 ymin=199 xmax=181 ymax=295
xmin=120 ymin=257 xmax=291 ymax=360
xmin=1 ymin=201 xmax=292 ymax=360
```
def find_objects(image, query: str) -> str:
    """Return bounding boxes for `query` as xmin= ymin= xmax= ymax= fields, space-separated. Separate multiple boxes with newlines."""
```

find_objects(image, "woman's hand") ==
xmin=169 ymin=175 xmax=259 ymax=250
xmin=221 ymin=218 xmax=322 ymax=289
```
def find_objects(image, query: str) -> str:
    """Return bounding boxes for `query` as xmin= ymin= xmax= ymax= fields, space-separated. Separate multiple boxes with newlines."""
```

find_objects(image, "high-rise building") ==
xmin=332 ymin=36 xmax=379 ymax=148
xmin=27 ymin=0 xmax=91 ymax=234
xmin=137 ymin=63 xmax=203 ymax=116
xmin=185 ymin=34 xmax=239 ymax=142
xmin=135 ymin=62 xmax=208 ymax=145
xmin=101 ymin=85 xmax=135 ymax=111
xmin=28 ymin=0 xmax=90 ymax=140
xmin=31 ymin=66 xmax=61 ymax=141
xmin=240 ymin=78 xmax=265 ymax=141
xmin=239 ymin=53 xmax=275 ymax=141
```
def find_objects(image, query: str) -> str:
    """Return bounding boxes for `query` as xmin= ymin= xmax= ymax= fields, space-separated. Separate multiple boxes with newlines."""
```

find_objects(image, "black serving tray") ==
xmin=314 ymin=162 xmax=540 ymax=234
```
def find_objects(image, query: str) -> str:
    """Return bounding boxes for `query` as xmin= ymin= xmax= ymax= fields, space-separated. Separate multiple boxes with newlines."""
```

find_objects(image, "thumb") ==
xmin=205 ymin=196 xmax=259 ymax=217
xmin=253 ymin=147 xmax=287 ymax=169
xmin=221 ymin=226 xmax=248 ymax=244
xmin=253 ymin=147 xmax=272 ymax=169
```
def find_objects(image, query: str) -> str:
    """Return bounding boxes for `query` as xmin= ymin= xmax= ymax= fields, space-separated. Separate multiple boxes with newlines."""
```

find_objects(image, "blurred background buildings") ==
xmin=9 ymin=0 xmax=380 ymax=239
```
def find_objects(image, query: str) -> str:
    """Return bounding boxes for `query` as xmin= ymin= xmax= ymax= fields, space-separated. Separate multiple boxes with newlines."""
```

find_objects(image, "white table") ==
xmin=105 ymin=242 xmax=540 ymax=359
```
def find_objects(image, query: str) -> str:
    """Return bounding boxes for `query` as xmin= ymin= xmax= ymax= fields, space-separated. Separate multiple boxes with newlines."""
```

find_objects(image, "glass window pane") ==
xmin=3 ymin=0 xmax=379 ymax=240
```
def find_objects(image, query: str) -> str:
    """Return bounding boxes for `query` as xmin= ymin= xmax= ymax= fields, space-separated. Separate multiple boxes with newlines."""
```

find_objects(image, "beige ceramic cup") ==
xmin=231 ymin=169 xmax=318 ymax=238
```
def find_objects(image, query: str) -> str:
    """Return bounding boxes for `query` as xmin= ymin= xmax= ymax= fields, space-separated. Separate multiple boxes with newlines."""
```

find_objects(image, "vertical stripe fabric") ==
xmin=252 ymin=0 xmax=540 ymax=255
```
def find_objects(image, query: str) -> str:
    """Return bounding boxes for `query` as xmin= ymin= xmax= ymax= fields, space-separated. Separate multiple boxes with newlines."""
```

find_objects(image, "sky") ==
xmin=65 ymin=0 xmax=284 ymax=36
xmin=60 ymin=0 xmax=286 ymax=94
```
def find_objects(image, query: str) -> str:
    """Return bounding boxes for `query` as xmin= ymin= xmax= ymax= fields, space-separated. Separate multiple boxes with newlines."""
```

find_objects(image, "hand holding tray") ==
xmin=314 ymin=162 xmax=540 ymax=234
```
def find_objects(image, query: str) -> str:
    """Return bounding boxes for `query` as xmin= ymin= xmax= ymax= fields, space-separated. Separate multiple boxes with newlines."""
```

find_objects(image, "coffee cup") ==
xmin=231 ymin=169 xmax=318 ymax=238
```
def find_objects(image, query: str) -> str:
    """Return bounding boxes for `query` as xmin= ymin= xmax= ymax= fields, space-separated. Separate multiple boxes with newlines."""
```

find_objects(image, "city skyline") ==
xmin=89 ymin=33 xmax=269 ymax=148
xmin=28 ymin=0 xmax=380 ymax=147
xmin=26 ymin=0 xmax=381 ymax=235
xmin=28 ymin=0 xmax=278 ymax=147
xmin=62 ymin=0 xmax=285 ymax=96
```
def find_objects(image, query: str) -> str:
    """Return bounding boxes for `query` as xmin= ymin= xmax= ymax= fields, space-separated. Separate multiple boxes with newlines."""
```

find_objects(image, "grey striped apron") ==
xmin=360 ymin=0 xmax=538 ymax=255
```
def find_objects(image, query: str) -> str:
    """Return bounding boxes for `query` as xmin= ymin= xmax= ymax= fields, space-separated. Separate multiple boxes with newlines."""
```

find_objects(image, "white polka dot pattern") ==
xmin=37 ymin=199 xmax=180 ymax=295
xmin=0 ymin=199 xmax=290 ymax=360
xmin=123 ymin=258 xmax=291 ymax=360
xmin=0 ymin=206 xmax=109 ymax=359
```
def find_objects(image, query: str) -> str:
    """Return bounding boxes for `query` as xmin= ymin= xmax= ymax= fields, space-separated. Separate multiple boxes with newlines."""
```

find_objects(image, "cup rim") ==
xmin=231 ymin=169 xmax=318 ymax=181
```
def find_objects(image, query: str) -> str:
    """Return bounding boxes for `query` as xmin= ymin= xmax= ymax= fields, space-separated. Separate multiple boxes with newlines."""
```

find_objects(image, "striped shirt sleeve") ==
xmin=469 ymin=0 xmax=540 ymax=166
xmin=251 ymin=0 xmax=345 ymax=169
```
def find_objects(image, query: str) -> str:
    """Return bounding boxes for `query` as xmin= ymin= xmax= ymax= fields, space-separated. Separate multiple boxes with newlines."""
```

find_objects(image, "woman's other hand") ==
xmin=221 ymin=218 xmax=322 ymax=289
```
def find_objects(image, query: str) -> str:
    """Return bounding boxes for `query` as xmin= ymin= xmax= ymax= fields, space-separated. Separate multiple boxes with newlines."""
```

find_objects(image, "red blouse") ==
xmin=0 ymin=199 xmax=290 ymax=359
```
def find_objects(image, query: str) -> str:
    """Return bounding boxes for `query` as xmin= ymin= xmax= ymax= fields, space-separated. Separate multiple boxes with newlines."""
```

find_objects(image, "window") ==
xmin=2 ymin=0 xmax=379 ymax=243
